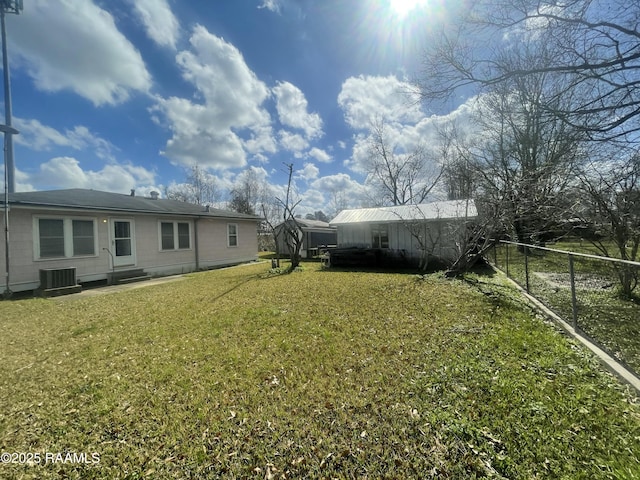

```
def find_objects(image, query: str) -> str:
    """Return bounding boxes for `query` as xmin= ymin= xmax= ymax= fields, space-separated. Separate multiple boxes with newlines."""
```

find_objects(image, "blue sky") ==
xmin=3 ymin=0 xmax=470 ymax=216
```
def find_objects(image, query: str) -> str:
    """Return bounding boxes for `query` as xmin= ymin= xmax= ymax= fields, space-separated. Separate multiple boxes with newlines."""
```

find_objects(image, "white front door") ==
xmin=110 ymin=219 xmax=136 ymax=267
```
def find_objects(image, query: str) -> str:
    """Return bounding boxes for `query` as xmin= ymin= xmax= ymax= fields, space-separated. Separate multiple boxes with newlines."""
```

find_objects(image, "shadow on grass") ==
xmin=210 ymin=274 xmax=261 ymax=302
xmin=318 ymin=257 xmax=499 ymax=278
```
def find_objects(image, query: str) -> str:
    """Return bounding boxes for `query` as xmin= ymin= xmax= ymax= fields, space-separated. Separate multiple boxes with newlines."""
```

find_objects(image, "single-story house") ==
xmin=274 ymin=218 xmax=337 ymax=259
xmin=0 ymin=188 xmax=260 ymax=295
xmin=329 ymin=199 xmax=477 ymax=267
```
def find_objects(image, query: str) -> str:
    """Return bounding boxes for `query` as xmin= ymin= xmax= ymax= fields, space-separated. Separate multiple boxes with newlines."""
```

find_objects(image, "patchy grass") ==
xmin=0 ymin=262 xmax=639 ymax=479
xmin=493 ymin=243 xmax=640 ymax=373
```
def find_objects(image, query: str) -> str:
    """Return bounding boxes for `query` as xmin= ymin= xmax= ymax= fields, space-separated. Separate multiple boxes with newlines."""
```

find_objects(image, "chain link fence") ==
xmin=492 ymin=240 xmax=640 ymax=375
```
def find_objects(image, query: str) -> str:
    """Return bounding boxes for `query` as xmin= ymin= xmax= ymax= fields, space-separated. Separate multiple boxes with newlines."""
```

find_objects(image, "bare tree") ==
xmin=437 ymin=122 xmax=477 ymax=201
xmin=327 ymin=187 xmax=349 ymax=220
xmin=416 ymin=42 xmax=587 ymax=275
xmin=260 ymin=197 xmax=284 ymax=263
xmin=228 ymin=168 xmax=264 ymax=215
xmin=418 ymin=0 xmax=640 ymax=140
xmin=402 ymin=217 xmax=443 ymax=271
xmin=366 ymin=118 xmax=443 ymax=206
xmin=577 ymin=152 xmax=640 ymax=297
xmin=165 ymin=165 xmax=221 ymax=205
xmin=278 ymin=164 xmax=304 ymax=271
xmin=261 ymin=164 xmax=304 ymax=272
xmin=468 ymin=44 xmax=587 ymax=245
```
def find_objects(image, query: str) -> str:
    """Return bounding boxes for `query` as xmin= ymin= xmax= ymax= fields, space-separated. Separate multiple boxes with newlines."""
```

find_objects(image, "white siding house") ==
xmin=329 ymin=200 xmax=477 ymax=266
xmin=0 ymin=189 xmax=260 ymax=294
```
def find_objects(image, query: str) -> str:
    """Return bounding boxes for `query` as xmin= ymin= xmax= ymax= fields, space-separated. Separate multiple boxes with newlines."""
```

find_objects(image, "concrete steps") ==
xmin=108 ymin=269 xmax=152 ymax=285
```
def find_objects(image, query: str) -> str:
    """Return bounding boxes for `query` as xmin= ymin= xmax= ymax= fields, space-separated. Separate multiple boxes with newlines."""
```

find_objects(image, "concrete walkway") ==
xmin=55 ymin=274 xmax=186 ymax=300
xmin=54 ymin=261 xmax=267 ymax=301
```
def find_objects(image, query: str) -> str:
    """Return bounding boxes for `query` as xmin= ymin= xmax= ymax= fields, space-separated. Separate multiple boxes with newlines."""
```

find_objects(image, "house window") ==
xmin=227 ymin=223 xmax=238 ymax=247
xmin=161 ymin=222 xmax=175 ymax=250
xmin=160 ymin=221 xmax=191 ymax=251
xmin=72 ymin=220 xmax=96 ymax=256
xmin=371 ymin=224 xmax=389 ymax=248
xmin=39 ymin=219 xmax=65 ymax=258
xmin=178 ymin=222 xmax=190 ymax=249
xmin=35 ymin=217 xmax=97 ymax=259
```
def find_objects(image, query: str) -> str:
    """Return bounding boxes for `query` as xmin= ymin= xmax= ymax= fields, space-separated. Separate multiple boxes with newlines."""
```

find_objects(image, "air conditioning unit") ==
xmin=37 ymin=268 xmax=81 ymax=297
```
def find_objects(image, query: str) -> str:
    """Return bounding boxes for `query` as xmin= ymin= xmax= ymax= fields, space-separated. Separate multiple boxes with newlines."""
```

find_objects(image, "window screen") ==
xmin=39 ymin=219 xmax=65 ymax=258
xmin=161 ymin=222 xmax=174 ymax=250
xmin=72 ymin=220 xmax=95 ymax=256
xmin=228 ymin=224 xmax=238 ymax=247
xmin=178 ymin=223 xmax=190 ymax=249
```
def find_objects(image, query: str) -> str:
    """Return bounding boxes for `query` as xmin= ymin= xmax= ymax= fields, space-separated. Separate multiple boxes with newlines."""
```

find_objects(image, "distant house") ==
xmin=0 ymin=189 xmax=260 ymax=295
xmin=329 ymin=200 xmax=477 ymax=267
xmin=274 ymin=218 xmax=337 ymax=259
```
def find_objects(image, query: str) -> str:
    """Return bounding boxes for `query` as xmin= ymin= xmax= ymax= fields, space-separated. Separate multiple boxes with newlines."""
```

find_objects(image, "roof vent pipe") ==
xmin=150 ymin=191 xmax=159 ymax=200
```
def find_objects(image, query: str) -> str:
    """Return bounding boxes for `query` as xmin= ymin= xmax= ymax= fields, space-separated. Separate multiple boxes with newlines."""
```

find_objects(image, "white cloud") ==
xmin=339 ymin=79 xmax=483 ymax=181
xmin=125 ymin=0 xmax=180 ymax=50
xmin=308 ymin=147 xmax=332 ymax=163
xmin=278 ymin=130 xmax=308 ymax=156
xmin=312 ymin=173 xmax=363 ymax=194
xmin=153 ymin=25 xmax=274 ymax=170
xmin=13 ymin=118 xmax=70 ymax=151
xmin=244 ymin=125 xmax=278 ymax=156
xmin=309 ymin=173 xmax=370 ymax=213
xmin=14 ymin=117 xmax=117 ymax=161
xmin=28 ymin=157 xmax=158 ymax=193
xmin=299 ymin=188 xmax=325 ymax=214
xmin=9 ymin=0 xmax=151 ymax=106
xmin=258 ymin=0 xmax=282 ymax=13
xmin=273 ymin=81 xmax=323 ymax=139
xmin=296 ymin=162 xmax=319 ymax=182
xmin=337 ymin=75 xmax=423 ymax=130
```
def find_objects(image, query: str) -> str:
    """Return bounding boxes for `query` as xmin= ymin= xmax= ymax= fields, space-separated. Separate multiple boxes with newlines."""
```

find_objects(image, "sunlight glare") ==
xmin=389 ymin=0 xmax=428 ymax=18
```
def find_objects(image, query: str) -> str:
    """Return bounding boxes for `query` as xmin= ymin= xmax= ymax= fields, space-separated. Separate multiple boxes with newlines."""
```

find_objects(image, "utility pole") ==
xmin=1 ymin=0 xmax=21 ymax=194
xmin=1 ymin=0 xmax=22 ymax=298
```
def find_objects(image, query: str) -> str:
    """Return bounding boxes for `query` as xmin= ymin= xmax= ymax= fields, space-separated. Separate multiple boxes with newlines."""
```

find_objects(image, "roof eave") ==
xmin=4 ymin=200 xmax=261 ymax=220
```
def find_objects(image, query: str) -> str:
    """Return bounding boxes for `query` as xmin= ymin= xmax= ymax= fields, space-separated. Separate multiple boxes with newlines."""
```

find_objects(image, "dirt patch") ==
xmin=534 ymin=272 xmax=614 ymax=290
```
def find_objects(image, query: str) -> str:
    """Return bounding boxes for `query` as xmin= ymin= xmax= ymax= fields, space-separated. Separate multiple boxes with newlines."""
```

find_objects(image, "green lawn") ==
xmin=493 ymin=242 xmax=640 ymax=373
xmin=1 ymin=262 xmax=639 ymax=479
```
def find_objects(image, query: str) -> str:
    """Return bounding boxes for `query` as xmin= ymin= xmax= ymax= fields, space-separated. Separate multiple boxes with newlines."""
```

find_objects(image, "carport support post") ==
xmin=568 ymin=254 xmax=578 ymax=330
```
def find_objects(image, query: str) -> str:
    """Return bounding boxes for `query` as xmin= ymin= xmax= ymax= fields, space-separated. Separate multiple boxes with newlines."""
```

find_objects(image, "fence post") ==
xmin=505 ymin=242 xmax=510 ymax=277
xmin=493 ymin=240 xmax=497 ymax=267
xmin=568 ymin=254 xmax=579 ymax=331
xmin=524 ymin=244 xmax=530 ymax=292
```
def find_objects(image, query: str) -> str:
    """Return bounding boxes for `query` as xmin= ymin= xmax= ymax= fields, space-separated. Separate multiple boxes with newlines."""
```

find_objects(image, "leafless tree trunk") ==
xmin=260 ymin=200 xmax=283 ymax=267
xmin=261 ymin=163 xmax=304 ymax=272
xmin=280 ymin=164 xmax=304 ymax=271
